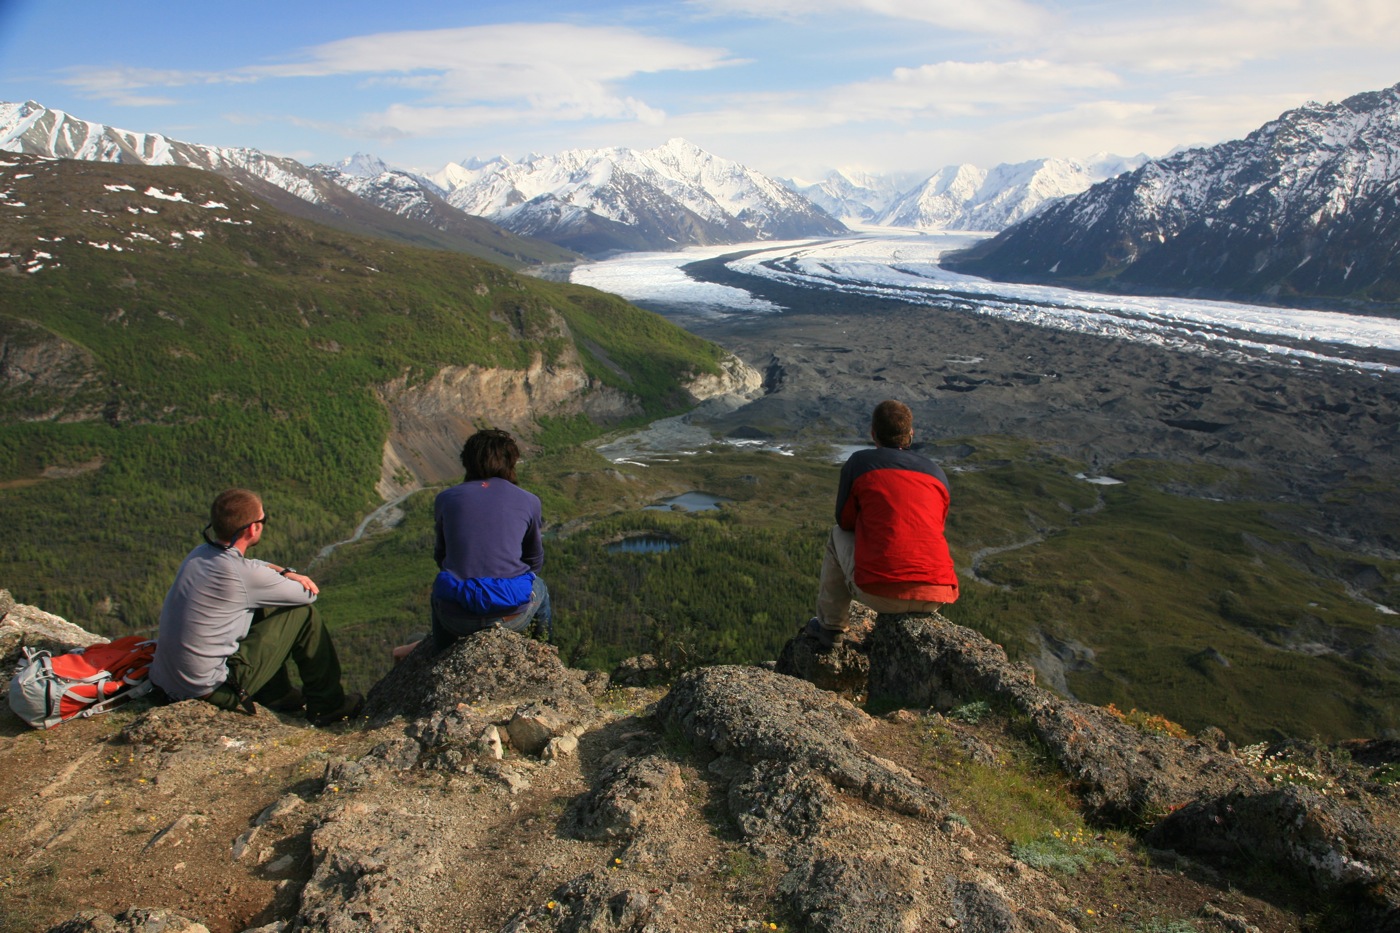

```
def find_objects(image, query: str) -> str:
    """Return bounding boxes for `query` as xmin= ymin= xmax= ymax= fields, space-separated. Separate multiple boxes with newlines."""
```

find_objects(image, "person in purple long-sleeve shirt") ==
xmin=429 ymin=428 xmax=552 ymax=648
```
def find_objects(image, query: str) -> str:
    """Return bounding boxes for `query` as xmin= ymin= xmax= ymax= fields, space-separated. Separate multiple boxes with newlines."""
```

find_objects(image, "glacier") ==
xmin=573 ymin=230 xmax=1400 ymax=375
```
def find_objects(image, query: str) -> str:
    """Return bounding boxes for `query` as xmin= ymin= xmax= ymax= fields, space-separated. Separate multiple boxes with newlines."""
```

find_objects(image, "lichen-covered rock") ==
xmin=1150 ymin=785 xmax=1400 ymax=931
xmin=569 ymin=753 xmax=684 ymax=841
xmin=866 ymin=610 xmax=1035 ymax=710
xmin=774 ymin=604 xmax=875 ymax=697
xmin=608 ymin=653 xmax=671 ymax=687
xmin=296 ymin=801 xmax=449 ymax=933
xmin=866 ymin=613 xmax=1264 ymax=822
xmin=864 ymin=611 xmax=1400 ymax=927
xmin=362 ymin=627 xmax=596 ymax=723
xmin=774 ymin=630 xmax=870 ymax=697
xmin=658 ymin=665 xmax=943 ymax=820
xmin=499 ymin=871 xmax=660 ymax=933
xmin=45 ymin=907 xmax=211 ymax=933
xmin=779 ymin=853 xmax=934 ymax=933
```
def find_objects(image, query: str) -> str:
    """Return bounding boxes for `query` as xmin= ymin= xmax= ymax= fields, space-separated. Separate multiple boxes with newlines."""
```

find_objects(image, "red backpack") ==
xmin=8 ymin=635 xmax=158 ymax=729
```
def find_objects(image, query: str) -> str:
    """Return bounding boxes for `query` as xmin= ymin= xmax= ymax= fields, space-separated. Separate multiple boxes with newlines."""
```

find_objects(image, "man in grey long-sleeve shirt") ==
xmin=150 ymin=488 xmax=360 ymax=725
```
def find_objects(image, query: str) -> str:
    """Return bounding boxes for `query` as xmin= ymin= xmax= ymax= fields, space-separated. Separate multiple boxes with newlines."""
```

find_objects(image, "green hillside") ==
xmin=0 ymin=155 xmax=722 ymax=630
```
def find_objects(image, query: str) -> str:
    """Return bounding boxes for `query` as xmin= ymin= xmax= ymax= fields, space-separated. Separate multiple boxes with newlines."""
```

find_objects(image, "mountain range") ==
xmin=790 ymin=154 xmax=1146 ymax=230
xmin=0 ymin=102 xmax=850 ymax=258
xmin=415 ymin=138 xmax=849 ymax=254
xmin=0 ymin=100 xmax=576 ymax=269
xmin=8 ymin=82 xmax=1400 ymax=306
xmin=947 ymin=82 xmax=1400 ymax=307
xmin=1 ymin=99 xmax=1145 ymax=260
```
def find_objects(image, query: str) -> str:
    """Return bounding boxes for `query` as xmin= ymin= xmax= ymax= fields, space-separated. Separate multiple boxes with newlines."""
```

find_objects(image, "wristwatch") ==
xmin=279 ymin=567 xmax=297 ymax=577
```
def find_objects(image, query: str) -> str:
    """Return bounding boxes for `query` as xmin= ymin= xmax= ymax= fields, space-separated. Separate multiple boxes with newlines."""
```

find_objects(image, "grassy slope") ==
xmin=0 ymin=156 xmax=721 ymax=630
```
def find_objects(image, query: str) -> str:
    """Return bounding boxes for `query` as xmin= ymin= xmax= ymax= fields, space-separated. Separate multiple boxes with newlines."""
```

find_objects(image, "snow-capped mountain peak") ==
xmin=0 ymin=100 xmax=324 ymax=202
xmin=947 ymin=81 xmax=1400 ymax=306
xmin=332 ymin=152 xmax=392 ymax=178
xmin=427 ymin=138 xmax=846 ymax=255
xmin=876 ymin=156 xmax=1146 ymax=232
xmin=785 ymin=156 xmax=1144 ymax=230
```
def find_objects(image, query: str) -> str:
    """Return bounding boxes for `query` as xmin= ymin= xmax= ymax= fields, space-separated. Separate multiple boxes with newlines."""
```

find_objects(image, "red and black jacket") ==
xmin=836 ymin=446 xmax=957 ymax=597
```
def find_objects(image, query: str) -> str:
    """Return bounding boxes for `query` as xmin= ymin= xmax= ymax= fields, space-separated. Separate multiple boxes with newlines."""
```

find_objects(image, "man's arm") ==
xmin=251 ymin=560 xmax=320 ymax=596
xmin=242 ymin=558 xmax=320 ymax=603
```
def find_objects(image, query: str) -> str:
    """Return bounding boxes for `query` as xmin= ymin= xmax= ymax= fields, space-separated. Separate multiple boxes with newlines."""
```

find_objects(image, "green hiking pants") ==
xmin=207 ymin=604 xmax=345 ymax=717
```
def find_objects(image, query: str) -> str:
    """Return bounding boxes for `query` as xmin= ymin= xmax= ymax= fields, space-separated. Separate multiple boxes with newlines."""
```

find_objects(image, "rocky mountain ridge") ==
xmin=0 ymin=101 xmax=576 ymax=268
xmin=875 ymin=156 xmax=1147 ymax=232
xmin=0 ymin=100 xmax=847 ymax=259
xmin=3 ymin=591 xmax=1399 ymax=933
xmin=946 ymin=82 xmax=1400 ymax=307
xmin=417 ymin=138 xmax=849 ymax=256
xmin=791 ymin=155 xmax=1146 ymax=231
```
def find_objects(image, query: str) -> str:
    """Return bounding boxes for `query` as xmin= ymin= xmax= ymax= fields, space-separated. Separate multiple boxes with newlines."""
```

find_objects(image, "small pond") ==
xmin=644 ymin=491 xmax=733 ymax=512
xmin=607 ymin=534 xmax=682 ymax=555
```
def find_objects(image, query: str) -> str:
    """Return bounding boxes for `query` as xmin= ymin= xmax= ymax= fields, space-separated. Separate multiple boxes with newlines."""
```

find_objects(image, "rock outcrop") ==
xmin=866 ymin=612 xmax=1400 ymax=930
xmin=3 ymin=592 xmax=1397 ymax=933
xmin=374 ymin=340 xmax=762 ymax=499
xmin=0 ymin=588 xmax=105 ymax=661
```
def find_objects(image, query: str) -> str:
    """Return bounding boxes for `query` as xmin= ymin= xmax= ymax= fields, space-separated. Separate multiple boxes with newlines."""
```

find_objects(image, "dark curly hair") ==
xmin=460 ymin=429 xmax=519 ymax=483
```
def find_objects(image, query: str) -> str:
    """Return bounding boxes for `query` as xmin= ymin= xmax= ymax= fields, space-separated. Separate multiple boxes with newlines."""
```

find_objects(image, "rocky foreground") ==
xmin=2 ymin=590 xmax=1399 ymax=933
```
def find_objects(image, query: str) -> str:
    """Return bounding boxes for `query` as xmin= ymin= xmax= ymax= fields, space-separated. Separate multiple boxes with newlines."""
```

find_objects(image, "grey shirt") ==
xmin=150 ymin=543 xmax=316 ymax=699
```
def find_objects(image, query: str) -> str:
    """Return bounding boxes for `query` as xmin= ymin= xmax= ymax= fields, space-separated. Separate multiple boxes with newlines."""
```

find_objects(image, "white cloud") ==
xmin=252 ymin=24 xmax=735 ymax=89
xmin=361 ymin=97 xmax=668 ymax=140
xmin=831 ymin=60 xmax=1121 ymax=118
xmin=58 ymin=66 xmax=250 ymax=105
xmin=59 ymin=23 xmax=736 ymax=129
xmin=1044 ymin=0 xmax=1400 ymax=74
xmin=688 ymin=0 xmax=1053 ymax=35
xmin=625 ymin=59 xmax=1122 ymax=145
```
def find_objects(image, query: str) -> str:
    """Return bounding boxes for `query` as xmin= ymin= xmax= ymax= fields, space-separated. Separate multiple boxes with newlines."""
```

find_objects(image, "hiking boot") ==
xmin=803 ymin=617 xmax=844 ymax=651
xmin=263 ymin=687 xmax=305 ymax=714
xmin=308 ymin=691 xmax=363 ymax=727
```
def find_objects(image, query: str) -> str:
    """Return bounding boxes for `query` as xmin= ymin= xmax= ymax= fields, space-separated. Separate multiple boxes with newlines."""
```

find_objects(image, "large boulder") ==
xmin=361 ymin=627 xmax=596 ymax=724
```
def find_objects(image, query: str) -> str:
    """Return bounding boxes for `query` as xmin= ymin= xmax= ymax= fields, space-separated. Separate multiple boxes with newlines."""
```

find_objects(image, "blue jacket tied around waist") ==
xmin=433 ymin=570 xmax=534 ymax=616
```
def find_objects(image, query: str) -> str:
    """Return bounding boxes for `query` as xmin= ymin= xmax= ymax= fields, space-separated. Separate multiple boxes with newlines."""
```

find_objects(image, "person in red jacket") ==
xmin=808 ymin=399 xmax=958 ymax=648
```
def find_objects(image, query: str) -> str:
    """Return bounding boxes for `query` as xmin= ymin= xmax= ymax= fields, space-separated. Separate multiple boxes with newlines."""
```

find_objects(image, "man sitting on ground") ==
xmin=150 ymin=488 xmax=361 ymax=725
xmin=808 ymin=399 xmax=958 ymax=649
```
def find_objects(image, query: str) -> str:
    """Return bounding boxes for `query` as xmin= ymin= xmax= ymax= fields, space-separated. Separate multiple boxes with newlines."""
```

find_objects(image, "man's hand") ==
xmin=283 ymin=572 xmax=320 ymax=596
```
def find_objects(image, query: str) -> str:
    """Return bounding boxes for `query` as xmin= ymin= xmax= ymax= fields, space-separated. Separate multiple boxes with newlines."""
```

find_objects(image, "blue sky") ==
xmin=1 ymin=0 xmax=1396 ymax=180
